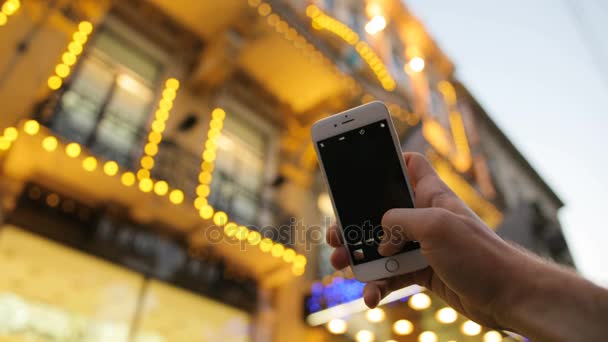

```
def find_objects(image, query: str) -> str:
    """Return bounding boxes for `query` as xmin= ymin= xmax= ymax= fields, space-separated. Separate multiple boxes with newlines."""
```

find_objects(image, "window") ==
xmin=209 ymin=113 xmax=268 ymax=225
xmin=50 ymin=27 xmax=162 ymax=166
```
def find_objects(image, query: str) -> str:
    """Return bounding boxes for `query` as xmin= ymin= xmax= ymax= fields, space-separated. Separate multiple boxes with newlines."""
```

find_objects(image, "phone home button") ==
xmin=385 ymin=258 xmax=399 ymax=273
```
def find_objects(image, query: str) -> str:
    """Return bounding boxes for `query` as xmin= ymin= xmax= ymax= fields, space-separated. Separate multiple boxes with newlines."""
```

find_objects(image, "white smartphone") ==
xmin=312 ymin=101 xmax=427 ymax=282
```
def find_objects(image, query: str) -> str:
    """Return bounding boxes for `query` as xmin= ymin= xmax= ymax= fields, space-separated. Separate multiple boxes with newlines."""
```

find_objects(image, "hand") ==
xmin=326 ymin=152 xmax=527 ymax=328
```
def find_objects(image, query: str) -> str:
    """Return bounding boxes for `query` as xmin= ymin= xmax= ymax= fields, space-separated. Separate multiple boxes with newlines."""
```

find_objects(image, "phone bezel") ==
xmin=311 ymin=101 xmax=427 ymax=282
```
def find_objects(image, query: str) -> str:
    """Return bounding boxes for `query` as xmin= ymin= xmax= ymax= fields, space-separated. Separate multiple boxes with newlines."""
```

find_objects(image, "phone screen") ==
xmin=318 ymin=119 xmax=419 ymax=265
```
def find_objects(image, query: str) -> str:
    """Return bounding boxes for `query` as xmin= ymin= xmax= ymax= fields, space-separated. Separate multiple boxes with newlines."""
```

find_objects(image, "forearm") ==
xmin=498 ymin=254 xmax=608 ymax=341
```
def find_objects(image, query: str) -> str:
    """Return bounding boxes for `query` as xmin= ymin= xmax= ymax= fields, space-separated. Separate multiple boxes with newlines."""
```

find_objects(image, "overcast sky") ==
xmin=404 ymin=0 xmax=608 ymax=286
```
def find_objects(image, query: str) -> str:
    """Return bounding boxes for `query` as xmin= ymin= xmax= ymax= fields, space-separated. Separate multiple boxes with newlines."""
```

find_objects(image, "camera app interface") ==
xmin=318 ymin=119 xmax=418 ymax=264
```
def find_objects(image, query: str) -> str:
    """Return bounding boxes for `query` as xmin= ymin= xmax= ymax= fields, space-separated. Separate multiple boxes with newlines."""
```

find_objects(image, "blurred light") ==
xmin=366 ymin=3 xmax=382 ymax=17
xmin=224 ymin=223 xmax=238 ymax=237
xmin=78 ymin=21 xmax=93 ymax=35
xmin=62 ymin=52 xmax=77 ymax=66
xmin=0 ymin=13 xmax=7 ymax=26
xmin=55 ymin=64 xmax=70 ymax=78
xmin=317 ymin=192 xmax=334 ymax=217
xmin=418 ymin=331 xmax=437 ymax=342
xmin=65 ymin=142 xmax=81 ymax=158
xmin=294 ymin=254 xmax=307 ymax=267
xmin=23 ymin=120 xmax=40 ymax=135
xmin=137 ymin=169 xmax=150 ymax=180
xmin=144 ymin=143 xmax=158 ymax=156
xmin=0 ymin=137 xmax=10 ymax=150
xmin=151 ymin=120 xmax=165 ymax=133
xmin=282 ymin=248 xmax=295 ymax=262
xmin=4 ymin=127 xmax=18 ymax=141
xmin=41 ymin=136 xmax=58 ymax=151
xmin=258 ymin=3 xmax=271 ymax=16
xmin=248 ymin=0 xmax=261 ymax=7
xmin=148 ymin=132 xmax=162 ymax=144
xmin=199 ymin=205 xmax=214 ymax=219
xmin=121 ymin=172 xmax=136 ymax=186
xmin=213 ymin=211 xmax=228 ymax=226
xmin=292 ymin=265 xmax=305 ymax=276
xmin=271 ymin=243 xmax=285 ymax=258
xmin=82 ymin=156 xmax=97 ymax=172
xmin=326 ymin=319 xmax=347 ymax=334
xmin=461 ymin=320 xmax=481 ymax=336
xmin=165 ymin=78 xmax=180 ymax=90
xmin=169 ymin=189 xmax=184 ymax=204
xmin=73 ymin=31 xmax=87 ymax=44
xmin=198 ymin=171 xmax=212 ymax=184
xmin=235 ymin=226 xmax=249 ymax=241
xmin=139 ymin=178 xmax=153 ymax=193
xmin=259 ymin=238 xmax=273 ymax=252
xmin=194 ymin=197 xmax=207 ymax=209
xmin=435 ymin=307 xmax=458 ymax=324
xmin=484 ymin=331 xmax=503 ymax=342
xmin=209 ymin=119 xmax=223 ymax=130
xmin=203 ymin=150 xmax=216 ymax=162
xmin=117 ymin=74 xmax=150 ymax=97
xmin=48 ymin=76 xmax=62 ymax=90
xmin=356 ymin=330 xmax=374 ymax=342
xmin=408 ymin=57 xmax=425 ymax=73
xmin=46 ymin=193 xmax=60 ymax=207
xmin=409 ymin=292 xmax=431 ymax=310
xmin=366 ymin=308 xmax=385 ymax=323
xmin=103 ymin=161 xmax=119 ymax=176
xmin=153 ymin=180 xmax=169 ymax=196
xmin=2 ymin=0 xmax=20 ymax=16
xmin=196 ymin=184 xmax=210 ymax=197
xmin=68 ymin=42 xmax=83 ymax=55
xmin=364 ymin=15 xmax=386 ymax=35
xmin=247 ymin=230 xmax=262 ymax=245
xmin=393 ymin=319 xmax=413 ymax=335
xmin=140 ymin=156 xmax=155 ymax=170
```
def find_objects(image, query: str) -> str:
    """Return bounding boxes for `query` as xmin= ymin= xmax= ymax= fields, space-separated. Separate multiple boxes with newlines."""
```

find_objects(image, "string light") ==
xmin=366 ymin=308 xmax=385 ymax=322
xmin=306 ymin=5 xmax=396 ymax=91
xmin=47 ymin=21 xmax=94 ymax=90
xmin=82 ymin=156 xmax=97 ymax=172
xmin=418 ymin=331 xmax=438 ymax=342
xmin=0 ymin=0 xmax=20 ymax=27
xmin=461 ymin=320 xmax=482 ymax=336
xmin=213 ymin=211 xmax=228 ymax=226
xmin=393 ymin=319 xmax=414 ymax=335
xmin=4 ymin=127 xmax=18 ymax=141
xmin=121 ymin=172 xmax=136 ymax=186
xmin=139 ymin=178 xmax=153 ymax=193
xmin=138 ymin=78 xmax=180 ymax=179
xmin=194 ymin=108 xmax=226 ymax=212
xmin=355 ymin=330 xmax=374 ymax=342
xmin=42 ymin=136 xmax=58 ymax=152
xmin=483 ymin=331 xmax=503 ymax=342
xmin=409 ymin=292 xmax=431 ymax=310
xmin=103 ymin=161 xmax=119 ymax=176
xmin=169 ymin=189 xmax=184 ymax=204
xmin=65 ymin=142 xmax=81 ymax=158
xmin=153 ymin=180 xmax=169 ymax=196
xmin=408 ymin=57 xmax=425 ymax=73
xmin=364 ymin=15 xmax=387 ymax=35
xmin=24 ymin=120 xmax=40 ymax=135
xmin=326 ymin=319 xmax=347 ymax=334
xmin=435 ymin=307 xmax=458 ymax=324
xmin=247 ymin=230 xmax=261 ymax=245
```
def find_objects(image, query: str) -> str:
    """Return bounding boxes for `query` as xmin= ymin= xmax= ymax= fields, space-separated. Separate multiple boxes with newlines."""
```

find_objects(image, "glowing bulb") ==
xmin=213 ymin=211 xmax=228 ymax=226
xmin=139 ymin=178 xmax=154 ymax=192
xmin=137 ymin=169 xmax=150 ymax=180
xmin=327 ymin=319 xmax=347 ymax=334
xmin=355 ymin=330 xmax=374 ymax=342
xmin=159 ymin=99 xmax=173 ymax=111
xmin=364 ymin=15 xmax=386 ymax=35
xmin=292 ymin=265 xmax=305 ymax=275
xmin=140 ymin=155 xmax=155 ymax=170
xmin=484 ymin=331 xmax=503 ymax=342
xmin=155 ymin=109 xmax=169 ymax=121
xmin=366 ymin=308 xmax=385 ymax=323
xmin=4 ymin=127 xmax=18 ymax=141
xmin=151 ymin=120 xmax=165 ymax=133
xmin=48 ymin=75 xmax=63 ymax=90
xmin=165 ymin=78 xmax=180 ymax=90
xmin=196 ymin=184 xmax=210 ymax=197
xmin=199 ymin=205 xmax=214 ymax=219
xmin=224 ymin=223 xmax=238 ymax=237
xmin=435 ymin=307 xmax=458 ymax=324
xmin=65 ymin=142 xmax=81 ymax=158
xmin=461 ymin=320 xmax=481 ymax=336
xmin=259 ymin=238 xmax=273 ymax=252
xmin=24 ymin=120 xmax=40 ymax=135
xmin=78 ymin=21 xmax=93 ymax=35
xmin=144 ymin=143 xmax=158 ymax=156
xmin=2 ymin=0 xmax=20 ymax=16
xmin=294 ymin=254 xmax=307 ymax=267
xmin=62 ymin=52 xmax=77 ymax=66
xmin=247 ymin=230 xmax=262 ymax=245
xmin=194 ymin=197 xmax=207 ymax=209
xmin=103 ymin=161 xmax=119 ymax=176
xmin=0 ymin=137 xmax=10 ymax=150
xmin=393 ymin=319 xmax=413 ymax=335
xmin=282 ymin=248 xmax=295 ymax=262
xmin=169 ymin=189 xmax=184 ymax=204
xmin=258 ymin=3 xmax=271 ymax=16
xmin=271 ymin=243 xmax=285 ymax=258
xmin=68 ymin=42 xmax=83 ymax=55
xmin=408 ymin=57 xmax=425 ymax=73
xmin=121 ymin=172 xmax=136 ymax=186
xmin=148 ymin=132 xmax=162 ymax=144
xmin=202 ymin=150 xmax=216 ymax=162
xmin=0 ymin=13 xmax=7 ymax=26
xmin=198 ymin=171 xmax=212 ymax=184
xmin=409 ymin=292 xmax=431 ymax=310
xmin=40 ymin=136 xmax=57 ymax=152
xmin=235 ymin=226 xmax=249 ymax=241
xmin=82 ymin=156 xmax=97 ymax=172
xmin=153 ymin=180 xmax=169 ymax=196
xmin=73 ymin=31 xmax=87 ymax=44
xmin=418 ymin=331 xmax=438 ymax=342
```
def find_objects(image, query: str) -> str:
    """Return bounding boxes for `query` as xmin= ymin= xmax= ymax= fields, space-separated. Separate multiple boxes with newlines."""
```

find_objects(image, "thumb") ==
xmin=378 ymin=207 xmax=453 ymax=256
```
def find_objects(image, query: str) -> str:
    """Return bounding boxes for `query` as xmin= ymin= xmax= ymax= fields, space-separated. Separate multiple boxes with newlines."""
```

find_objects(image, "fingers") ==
xmin=326 ymin=224 xmax=343 ymax=247
xmin=379 ymin=207 xmax=454 ymax=256
xmin=330 ymin=246 xmax=350 ymax=270
xmin=403 ymin=152 xmax=438 ymax=190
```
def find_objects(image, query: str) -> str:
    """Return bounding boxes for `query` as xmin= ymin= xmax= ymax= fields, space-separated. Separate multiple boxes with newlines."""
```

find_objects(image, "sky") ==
xmin=404 ymin=0 xmax=608 ymax=286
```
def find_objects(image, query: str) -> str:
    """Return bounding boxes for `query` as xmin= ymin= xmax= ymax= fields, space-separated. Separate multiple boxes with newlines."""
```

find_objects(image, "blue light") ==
xmin=306 ymin=278 xmax=366 ymax=313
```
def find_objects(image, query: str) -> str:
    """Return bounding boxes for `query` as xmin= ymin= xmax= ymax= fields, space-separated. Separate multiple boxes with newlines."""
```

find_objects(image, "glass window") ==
xmin=210 ymin=114 xmax=267 ymax=225
xmin=51 ymin=28 xmax=161 ymax=166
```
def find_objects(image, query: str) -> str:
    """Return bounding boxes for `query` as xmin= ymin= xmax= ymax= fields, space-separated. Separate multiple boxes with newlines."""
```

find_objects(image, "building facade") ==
xmin=0 ymin=0 xmax=572 ymax=341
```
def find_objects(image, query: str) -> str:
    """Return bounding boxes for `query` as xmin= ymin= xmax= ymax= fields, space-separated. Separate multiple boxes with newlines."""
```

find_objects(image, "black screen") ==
xmin=318 ymin=119 xmax=418 ymax=264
